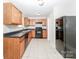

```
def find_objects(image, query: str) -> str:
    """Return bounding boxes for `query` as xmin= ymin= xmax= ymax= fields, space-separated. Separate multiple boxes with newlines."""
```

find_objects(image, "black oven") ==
xmin=35 ymin=27 xmax=42 ymax=38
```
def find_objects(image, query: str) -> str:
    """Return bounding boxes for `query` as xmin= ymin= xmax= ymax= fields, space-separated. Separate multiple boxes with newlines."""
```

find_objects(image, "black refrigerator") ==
xmin=56 ymin=16 xmax=76 ymax=58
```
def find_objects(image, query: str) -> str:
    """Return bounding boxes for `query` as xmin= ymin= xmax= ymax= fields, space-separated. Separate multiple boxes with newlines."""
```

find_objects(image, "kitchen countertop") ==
xmin=4 ymin=27 xmax=47 ymax=38
xmin=4 ymin=30 xmax=32 ymax=38
xmin=24 ymin=26 xmax=47 ymax=29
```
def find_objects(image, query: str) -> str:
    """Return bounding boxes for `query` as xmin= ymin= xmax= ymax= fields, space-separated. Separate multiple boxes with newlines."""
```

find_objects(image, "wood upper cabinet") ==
xmin=29 ymin=19 xmax=35 ymax=26
xmin=39 ymin=19 xmax=47 ymax=26
xmin=24 ymin=17 xmax=30 ymax=26
xmin=29 ymin=19 xmax=47 ymax=26
xmin=43 ymin=30 xmax=47 ymax=38
xmin=35 ymin=19 xmax=47 ymax=26
xmin=3 ymin=3 xmax=22 ymax=25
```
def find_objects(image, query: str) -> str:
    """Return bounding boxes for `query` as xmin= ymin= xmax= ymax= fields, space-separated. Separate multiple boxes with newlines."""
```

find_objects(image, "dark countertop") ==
xmin=3 ymin=28 xmax=47 ymax=38
xmin=4 ymin=29 xmax=32 ymax=38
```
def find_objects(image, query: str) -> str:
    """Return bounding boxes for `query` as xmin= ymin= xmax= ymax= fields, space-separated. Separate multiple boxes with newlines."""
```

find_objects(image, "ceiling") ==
xmin=4 ymin=0 xmax=67 ymax=17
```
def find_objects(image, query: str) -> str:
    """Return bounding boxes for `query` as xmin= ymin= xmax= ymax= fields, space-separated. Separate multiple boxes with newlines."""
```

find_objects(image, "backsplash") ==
xmin=3 ymin=25 xmax=24 ymax=33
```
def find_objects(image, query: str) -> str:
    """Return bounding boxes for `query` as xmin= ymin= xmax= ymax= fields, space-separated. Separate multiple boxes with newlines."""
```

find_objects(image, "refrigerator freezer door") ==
xmin=65 ymin=16 xmax=76 ymax=58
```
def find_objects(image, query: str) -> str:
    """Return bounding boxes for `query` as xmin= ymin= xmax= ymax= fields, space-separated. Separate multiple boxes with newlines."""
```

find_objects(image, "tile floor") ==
xmin=22 ymin=39 xmax=75 ymax=59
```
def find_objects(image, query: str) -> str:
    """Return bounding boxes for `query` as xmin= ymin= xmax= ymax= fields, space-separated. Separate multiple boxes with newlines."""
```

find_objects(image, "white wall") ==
xmin=47 ymin=11 xmax=56 ymax=48
xmin=53 ymin=0 xmax=76 ymax=19
xmin=47 ymin=0 xmax=76 ymax=48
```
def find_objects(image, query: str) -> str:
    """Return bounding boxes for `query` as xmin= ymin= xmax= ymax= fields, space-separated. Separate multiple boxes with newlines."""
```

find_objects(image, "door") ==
xmin=64 ymin=16 xmax=76 ymax=58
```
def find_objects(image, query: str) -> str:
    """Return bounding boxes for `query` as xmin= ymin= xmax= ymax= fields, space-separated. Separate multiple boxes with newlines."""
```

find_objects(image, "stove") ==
xmin=35 ymin=27 xmax=42 ymax=38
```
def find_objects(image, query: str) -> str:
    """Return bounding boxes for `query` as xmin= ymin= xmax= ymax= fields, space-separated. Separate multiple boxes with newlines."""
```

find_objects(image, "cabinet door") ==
xmin=24 ymin=17 xmax=30 ymax=26
xmin=28 ymin=32 xmax=32 ymax=42
xmin=43 ymin=19 xmax=47 ymax=25
xmin=4 ymin=38 xmax=20 ymax=59
xmin=41 ymin=19 xmax=47 ymax=25
xmin=20 ymin=36 xmax=25 ymax=57
xmin=30 ymin=19 xmax=35 ymax=26
xmin=3 ymin=3 xmax=22 ymax=25
xmin=12 ymin=5 xmax=22 ymax=25
xmin=32 ymin=30 xmax=35 ymax=38
xmin=64 ymin=16 xmax=76 ymax=51
xmin=29 ymin=19 xmax=33 ymax=25
xmin=3 ymin=3 xmax=12 ymax=24
xmin=43 ymin=30 xmax=47 ymax=38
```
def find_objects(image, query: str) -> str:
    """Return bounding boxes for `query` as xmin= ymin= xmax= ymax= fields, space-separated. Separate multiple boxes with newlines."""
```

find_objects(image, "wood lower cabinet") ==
xmin=31 ymin=29 xmax=47 ymax=38
xmin=4 ymin=31 xmax=33 ymax=59
xmin=3 ymin=3 xmax=22 ymax=25
xmin=20 ymin=36 xmax=25 ymax=57
xmin=4 ymin=36 xmax=25 ymax=59
xmin=28 ymin=31 xmax=32 ymax=42
xmin=4 ymin=38 xmax=20 ymax=59
xmin=43 ymin=30 xmax=47 ymax=38
xmin=32 ymin=30 xmax=35 ymax=38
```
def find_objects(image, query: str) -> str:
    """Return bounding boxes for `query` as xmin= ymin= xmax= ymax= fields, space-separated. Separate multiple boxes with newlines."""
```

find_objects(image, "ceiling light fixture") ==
xmin=37 ymin=13 xmax=40 ymax=15
xmin=37 ymin=0 xmax=45 ymax=6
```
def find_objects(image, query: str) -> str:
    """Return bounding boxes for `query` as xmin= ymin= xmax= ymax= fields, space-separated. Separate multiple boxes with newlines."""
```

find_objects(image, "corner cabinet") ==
xmin=3 ymin=3 xmax=22 ymax=25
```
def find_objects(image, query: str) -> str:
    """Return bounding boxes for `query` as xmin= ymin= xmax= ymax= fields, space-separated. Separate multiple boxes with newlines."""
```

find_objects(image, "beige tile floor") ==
xmin=22 ymin=39 xmax=75 ymax=59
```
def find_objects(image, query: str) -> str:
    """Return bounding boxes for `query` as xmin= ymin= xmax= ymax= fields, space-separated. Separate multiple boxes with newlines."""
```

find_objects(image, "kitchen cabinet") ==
xmin=43 ymin=29 xmax=47 ymax=38
xmin=38 ymin=19 xmax=47 ymax=26
xmin=4 ymin=38 xmax=20 ymax=59
xmin=3 ymin=30 xmax=33 ymax=59
xmin=29 ymin=19 xmax=47 ymax=26
xmin=32 ymin=30 xmax=35 ymax=38
xmin=20 ymin=36 xmax=25 ymax=57
xmin=24 ymin=17 xmax=30 ymax=26
xmin=3 ymin=3 xmax=22 ymax=25
xmin=4 ymin=36 xmax=25 ymax=59
xmin=29 ymin=19 xmax=35 ymax=26
xmin=41 ymin=19 xmax=47 ymax=26
xmin=24 ymin=33 xmax=28 ymax=49
xmin=31 ymin=29 xmax=47 ymax=38
xmin=28 ymin=31 xmax=32 ymax=42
